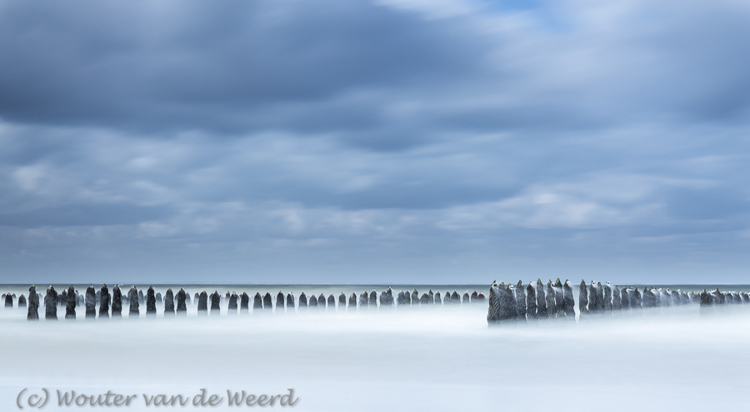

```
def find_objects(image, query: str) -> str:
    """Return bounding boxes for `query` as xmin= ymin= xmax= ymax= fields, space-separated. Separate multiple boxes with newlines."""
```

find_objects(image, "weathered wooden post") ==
xmin=669 ymin=290 xmax=679 ymax=306
xmin=146 ymin=286 xmax=157 ymax=316
xmin=682 ymin=291 xmax=692 ymax=305
xmin=434 ymin=291 xmax=442 ymax=305
xmin=128 ymin=286 xmax=140 ymax=317
xmin=348 ymin=292 xmax=356 ymax=309
xmin=240 ymin=292 xmax=250 ymax=313
xmin=578 ymin=280 xmax=588 ymax=315
xmin=276 ymin=291 xmax=285 ymax=312
xmin=713 ymin=289 xmax=724 ymax=305
xmin=198 ymin=291 xmax=208 ymax=315
xmin=545 ymin=281 xmax=556 ymax=318
xmin=603 ymin=282 xmax=613 ymax=312
xmin=338 ymin=293 xmax=346 ymax=309
xmin=642 ymin=288 xmax=656 ymax=308
xmin=359 ymin=291 xmax=368 ymax=308
xmin=620 ymin=287 xmax=630 ymax=309
xmin=253 ymin=292 xmax=263 ymax=311
xmin=27 ymin=285 xmax=39 ymax=320
xmin=18 ymin=295 xmax=26 ymax=308
xmin=657 ymin=288 xmax=665 ymax=306
xmin=317 ymin=293 xmax=326 ymax=310
xmin=660 ymin=289 xmax=670 ymax=307
xmin=3 ymin=293 xmax=11 ymax=308
xmin=526 ymin=282 xmax=537 ymax=319
xmin=85 ymin=285 xmax=96 ymax=319
xmin=613 ymin=286 xmax=621 ymax=310
xmin=298 ymin=292 xmax=307 ymax=309
xmin=632 ymin=287 xmax=642 ymax=308
xmin=99 ymin=284 xmax=110 ymax=318
xmin=553 ymin=279 xmax=564 ymax=316
xmin=45 ymin=286 xmax=58 ymax=320
xmin=165 ymin=288 xmax=175 ymax=316
xmin=309 ymin=294 xmax=318 ymax=309
xmin=507 ymin=283 xmax=519 ymax=319
xmin=286 ymin=293 xmax=295 ymax=311
xmin=227 ymin=292 xmax=238 ymax=314
xmin=708 ymin=290 xmax=718 ymax=304
xmin=264 ymin=293 xmax=273 ymax=311
xmin=327 ymin=294 xmax=335 ymax=310
xmin=66 ymin=285 xmax=77 ymax=320
xmin=515 ymin=281 xmax=526 ymax=319
xmin=211 ymin=291 xmax=221 ymax=315
xmin=487 ymin=282 xmax=500 ymax=323
xmin=563 ymin=280 xmax=575 ymax=318
xmin=588 ymin=282 xmax=598 ymax=313
xmin=112 ymin=285 xmax=122 ymax=317
xmin=536 ymin=279 xmax=547 ymax=317
xmin=176 ymin=288 xmax=187 ymax=314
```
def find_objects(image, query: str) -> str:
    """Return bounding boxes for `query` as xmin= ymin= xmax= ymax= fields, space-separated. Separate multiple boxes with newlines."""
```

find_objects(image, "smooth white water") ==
xmin=2 ymin=285 xmax=750 ymax=411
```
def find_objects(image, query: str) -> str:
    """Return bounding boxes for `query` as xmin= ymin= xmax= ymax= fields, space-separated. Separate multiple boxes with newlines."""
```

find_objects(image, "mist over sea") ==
xmin=3 ymin=283 xmax=750 ymax=411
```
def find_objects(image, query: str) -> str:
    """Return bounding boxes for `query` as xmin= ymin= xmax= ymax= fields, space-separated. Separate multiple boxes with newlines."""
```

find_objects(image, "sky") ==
xmin=1 ymin=0 xmax=749 ymax=284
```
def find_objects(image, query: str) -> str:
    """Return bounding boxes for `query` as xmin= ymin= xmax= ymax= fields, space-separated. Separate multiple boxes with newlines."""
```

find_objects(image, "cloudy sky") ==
xmin=1 ymin=0 xmax=749 ymax=284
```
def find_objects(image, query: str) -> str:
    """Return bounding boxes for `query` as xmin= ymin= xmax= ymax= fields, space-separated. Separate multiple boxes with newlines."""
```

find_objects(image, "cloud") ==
xmin=0 ymin=0 xmax=750 ymax=282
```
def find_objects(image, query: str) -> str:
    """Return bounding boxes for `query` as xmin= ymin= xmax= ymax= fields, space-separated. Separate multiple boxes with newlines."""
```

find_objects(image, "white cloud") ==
xmin=13 ymin=164 xmax=46 ymax=192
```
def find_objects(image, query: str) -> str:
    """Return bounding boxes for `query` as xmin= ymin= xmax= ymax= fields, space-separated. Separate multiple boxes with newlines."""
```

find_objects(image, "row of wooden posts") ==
xmin=487 ymin=279 xmax=750 ymax=323
xmin=14 ymin=285 xmax=487 ymax=320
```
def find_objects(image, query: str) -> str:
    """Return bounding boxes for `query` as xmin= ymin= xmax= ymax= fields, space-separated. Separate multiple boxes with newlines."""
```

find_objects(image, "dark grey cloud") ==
xmin=0 ymin=0 xmax=489 ymax=140
xmin=0 ymin=204 xmax=173 ymax=228
xmin=1 ymin=0 xmax=750 ymax=283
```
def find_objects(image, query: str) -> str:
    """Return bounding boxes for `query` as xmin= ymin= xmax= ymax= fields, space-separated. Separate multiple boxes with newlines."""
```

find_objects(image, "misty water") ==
xmin=2 ymin=284 xmax=750 ymax=411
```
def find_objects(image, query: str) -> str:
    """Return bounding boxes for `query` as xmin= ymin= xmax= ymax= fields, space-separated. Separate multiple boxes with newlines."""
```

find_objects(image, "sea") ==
xmin=2 ymin=283 xmax=750 ymax=411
